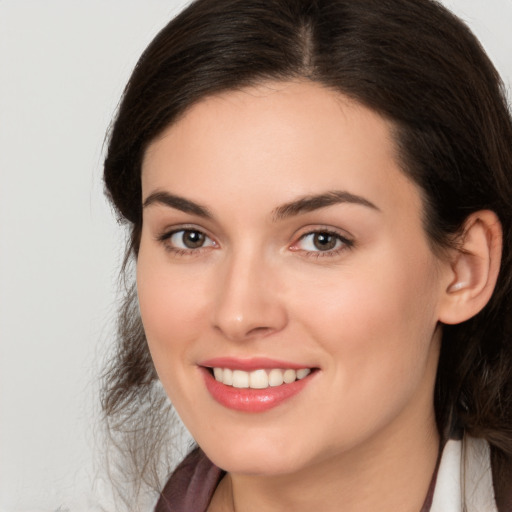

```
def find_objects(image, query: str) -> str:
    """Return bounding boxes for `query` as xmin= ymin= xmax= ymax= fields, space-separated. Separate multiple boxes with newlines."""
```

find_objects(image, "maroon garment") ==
xmin=155 ymin=449 xmax=224 ymax=512
xmin=154 ymin=448 xmax=438 ymax=512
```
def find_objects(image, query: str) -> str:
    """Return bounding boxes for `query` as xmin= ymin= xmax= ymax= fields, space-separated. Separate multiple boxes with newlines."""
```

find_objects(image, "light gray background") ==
xmin=0 ymin=1 xmax=511 ymax=511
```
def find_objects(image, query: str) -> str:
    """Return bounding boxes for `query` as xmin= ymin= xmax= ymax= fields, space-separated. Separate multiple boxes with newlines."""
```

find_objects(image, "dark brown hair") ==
xmin=102 ymin=0 xmax=512 ymax=502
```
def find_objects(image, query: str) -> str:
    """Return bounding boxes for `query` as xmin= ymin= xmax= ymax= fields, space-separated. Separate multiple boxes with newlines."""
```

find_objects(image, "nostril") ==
xmin=212 ymin=321 xmax=283 ymax=342
xmin=247 ymin=326 xmax=273 ymax=337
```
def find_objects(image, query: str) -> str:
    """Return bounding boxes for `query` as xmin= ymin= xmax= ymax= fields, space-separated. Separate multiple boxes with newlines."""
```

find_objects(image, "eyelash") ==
xmin=291 ymin=229 xmax=354 ymax=258
xmin=157 ymin=227 xmax=217 ymax=257
xmin=157 ymin=227 xmax=354 ymax=258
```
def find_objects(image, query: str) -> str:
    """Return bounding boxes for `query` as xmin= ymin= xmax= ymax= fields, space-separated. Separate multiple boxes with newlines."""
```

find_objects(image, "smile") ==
xmin=212 ymin=367 xmax=311 ymax=389
xmin=200 ymin=360 xmax=317 ymax=413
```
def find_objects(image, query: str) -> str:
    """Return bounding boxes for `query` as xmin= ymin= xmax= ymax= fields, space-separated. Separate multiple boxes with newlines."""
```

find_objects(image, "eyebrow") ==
xmin=143 ymin=191 xmax=213 ymax=218
xmin=142 ymin=189 xmax=379 ymax=221
xmin=272 ymin=191 xmax=380 ymax=221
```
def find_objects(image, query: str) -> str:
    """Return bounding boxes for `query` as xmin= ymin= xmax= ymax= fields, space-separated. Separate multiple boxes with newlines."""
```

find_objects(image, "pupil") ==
xmin=313 ymin=233 xmax=336 ymax=251
xmin=183 ymin=230 xmax=205 ymax=248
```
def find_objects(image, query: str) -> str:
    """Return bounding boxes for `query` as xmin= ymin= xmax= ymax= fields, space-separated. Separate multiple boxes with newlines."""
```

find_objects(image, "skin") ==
xmin=137 ymin=81 xmax=459 ymax=511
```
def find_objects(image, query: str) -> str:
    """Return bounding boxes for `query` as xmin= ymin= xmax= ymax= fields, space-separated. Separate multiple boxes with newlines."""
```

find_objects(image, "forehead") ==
xmin=141 ymin=80 xmax=419 ymax=218
xmin=144 ymin=81 xmax=396 ymax=156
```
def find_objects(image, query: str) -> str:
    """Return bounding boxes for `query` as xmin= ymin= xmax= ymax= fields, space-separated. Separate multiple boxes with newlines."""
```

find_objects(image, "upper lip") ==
xmin=199 ymin=357 xmax=314 ymax=371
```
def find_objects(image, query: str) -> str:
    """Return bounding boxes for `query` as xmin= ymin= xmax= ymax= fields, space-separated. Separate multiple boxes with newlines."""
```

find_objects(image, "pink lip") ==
xmin=199 ymin=356 xmax=310 ymax=371
xmin=199 ymin=365 xmax=316 ymax=413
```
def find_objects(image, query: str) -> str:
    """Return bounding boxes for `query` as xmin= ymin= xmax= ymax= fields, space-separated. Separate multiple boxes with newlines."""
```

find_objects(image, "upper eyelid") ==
xmin=293 ymin=225 xmax=354 ymax=241
xmin=157 ymin=224 xmax=213 ymax=240
xmin=299 ymin=228 xmax=351 ymax=238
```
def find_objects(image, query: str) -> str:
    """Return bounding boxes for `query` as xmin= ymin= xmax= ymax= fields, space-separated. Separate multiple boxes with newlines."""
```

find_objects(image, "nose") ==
xmin=211 ymin=250 xmax=288 ymax=342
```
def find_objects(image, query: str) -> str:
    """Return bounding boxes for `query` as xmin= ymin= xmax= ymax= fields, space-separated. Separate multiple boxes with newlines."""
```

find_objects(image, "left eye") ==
xmin=295 ymin=231 xmax=349 ymax=252
xmin=167 ymin=229 xmax=215 ymax=250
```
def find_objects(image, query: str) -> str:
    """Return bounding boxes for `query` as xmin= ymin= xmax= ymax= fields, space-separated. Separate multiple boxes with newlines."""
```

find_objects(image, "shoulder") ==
xmin=154 ymin=448 xmax=225 ymax=512
xmin=431 ymin=436 xmax=512 ymax=512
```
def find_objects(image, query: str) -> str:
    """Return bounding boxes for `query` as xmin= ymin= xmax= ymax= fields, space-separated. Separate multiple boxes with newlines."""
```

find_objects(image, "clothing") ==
xmin=431 ymin=436 xmax=496 ymax=512
xmin=155 ymin=436 xmax=511 ymax=512
xmin=155 ymin=448 xmax=223 ymax=512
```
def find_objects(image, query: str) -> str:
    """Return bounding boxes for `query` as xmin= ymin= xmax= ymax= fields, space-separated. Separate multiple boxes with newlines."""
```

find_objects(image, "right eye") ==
xmin=161 ymin=229 xmax=216 ymax=252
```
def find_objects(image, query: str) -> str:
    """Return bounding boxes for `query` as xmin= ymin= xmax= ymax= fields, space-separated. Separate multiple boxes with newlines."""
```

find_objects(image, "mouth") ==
xmin=199 ymin=359 xmax=318 ymax=413
xmin=208 ymin=367 xmax=312 ymax=389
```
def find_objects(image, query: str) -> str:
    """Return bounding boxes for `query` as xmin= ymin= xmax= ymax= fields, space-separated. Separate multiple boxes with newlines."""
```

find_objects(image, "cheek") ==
xmin=297 ymin=250 xmax=438 ymax=338
xmin=290 ymin=247 xmax=441 ymax=400
xmin=136 ymin=247 xmax=211 ymax=372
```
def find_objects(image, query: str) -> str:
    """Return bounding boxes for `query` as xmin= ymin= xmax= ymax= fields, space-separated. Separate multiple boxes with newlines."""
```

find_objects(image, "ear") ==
xmin=438 ymin=210 xmax=502 ymax=325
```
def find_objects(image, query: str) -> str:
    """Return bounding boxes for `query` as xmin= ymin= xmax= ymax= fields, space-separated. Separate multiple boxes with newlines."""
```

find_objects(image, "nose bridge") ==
xmin=212 ymin=242 xmax=287 ymax=340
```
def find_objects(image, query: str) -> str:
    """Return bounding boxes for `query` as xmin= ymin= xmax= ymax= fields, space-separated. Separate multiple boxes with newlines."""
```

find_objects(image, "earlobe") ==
xmin=439 ymin=210 xmax=502 ymax=325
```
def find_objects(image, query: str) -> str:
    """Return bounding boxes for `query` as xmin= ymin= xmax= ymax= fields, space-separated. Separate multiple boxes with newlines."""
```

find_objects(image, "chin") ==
xmin=213 ymin=455 xmax=306 ymax=476
xmin=202 ymin=437 xmax=314 ymax=476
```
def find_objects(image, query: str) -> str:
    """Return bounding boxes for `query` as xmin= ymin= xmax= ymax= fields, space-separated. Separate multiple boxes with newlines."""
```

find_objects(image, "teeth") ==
xmin=296 ymin=368 xmax=311 ymax=379
xmin=213 ymin=367 xmax=223 ymax=381
xmin=212 ymin=367 xmax=312 ymax=388
xmin=223 ymin=368 xmax=233 ymax=386
xmin=232 ymin=370 xmax=249 ymax=388
xmin=268 ymin=368 xmax=284 ymax=387
xmin=283 ymin=369 xmax=296 ymax=384
xmin=249 ymin=369 xmax=268 ymax=389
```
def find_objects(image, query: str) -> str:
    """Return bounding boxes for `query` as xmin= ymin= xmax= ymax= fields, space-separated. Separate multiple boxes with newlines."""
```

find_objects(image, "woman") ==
xmin=102 ymin=0 xmax=512 ymax=510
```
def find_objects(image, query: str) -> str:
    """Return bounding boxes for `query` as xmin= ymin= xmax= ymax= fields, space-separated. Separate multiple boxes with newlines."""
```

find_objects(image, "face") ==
xmin=137 ymin=81 xmax=449 ymax=476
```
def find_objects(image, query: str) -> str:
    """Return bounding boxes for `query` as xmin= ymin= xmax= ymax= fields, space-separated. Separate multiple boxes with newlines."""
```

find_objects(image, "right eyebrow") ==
xmin=142 ymin=191 xmax=213 ymax=219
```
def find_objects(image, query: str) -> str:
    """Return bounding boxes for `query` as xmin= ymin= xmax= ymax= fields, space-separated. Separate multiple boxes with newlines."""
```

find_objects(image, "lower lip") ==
xmin=201 ymin=367 xmax=314 ymax=413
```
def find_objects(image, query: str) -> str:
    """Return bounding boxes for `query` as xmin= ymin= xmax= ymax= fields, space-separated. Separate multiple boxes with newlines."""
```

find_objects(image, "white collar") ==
xmin=430 ymin=435 xmax=498 ymax=512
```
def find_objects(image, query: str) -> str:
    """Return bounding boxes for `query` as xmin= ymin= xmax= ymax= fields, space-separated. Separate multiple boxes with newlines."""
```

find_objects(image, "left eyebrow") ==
xmin=272 ymin=191 xmax=380 ymax=221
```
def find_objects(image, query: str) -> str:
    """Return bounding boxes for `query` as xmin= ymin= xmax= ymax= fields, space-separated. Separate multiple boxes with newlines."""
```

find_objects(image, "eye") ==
xmin=291 ymin=230 xmax=354 ymax=255
xmin=162 ymin=229 xmax=216 ymax=251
